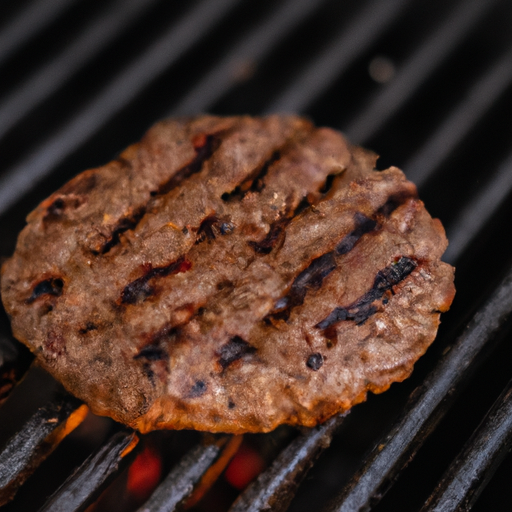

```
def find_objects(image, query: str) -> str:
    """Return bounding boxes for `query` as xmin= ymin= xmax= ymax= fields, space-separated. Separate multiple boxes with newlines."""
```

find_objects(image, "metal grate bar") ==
xmin=0 ymin=0 xmax=72 ymax=66
xmin=170 ymin=0 xmax=324 ymax=117
xmin=0 ymin=0 xmax=240 ymax=217
xmin=421 ymin=379 xmax=512 ymax=512
xmin=324 ymin=261 xmax=512 ymax=512
xmin=38 ymin=430 xmax=139 ymax=512
xmin=444 ymin=149 xmax=512 ymax=264
xmin=345 ymin=0 xmax=496 ymax=145
xmin=229 ymin=415 xmax=345 ymax=512
xmin=0 ymin=393 xmax=84 ymax=506
xmin=404 ymin=44 xmax=512 ymax=187
xmin=0 ymin=0 xmax=160 ymax=141
xmin=136 ymin=436 xmax=235 ymax=512
xmin=264 ymin=0 xmax=409 ymax=115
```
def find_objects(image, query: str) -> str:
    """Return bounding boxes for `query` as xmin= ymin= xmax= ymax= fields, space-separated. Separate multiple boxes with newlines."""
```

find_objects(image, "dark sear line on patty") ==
xmin=120 ymin=256 xmax=192 ymax=305
xmin=316 ymin=256 xmax=417 ymax=331
xmin=98 ymin=133 xmax=223 ymax=255
xmin=266 ymin=192 xmax=415 ymax=323
xmin=155 ymin=133 xmax=221 ymax=196
xmin=221 ymin=149 xmax=283 ymax=202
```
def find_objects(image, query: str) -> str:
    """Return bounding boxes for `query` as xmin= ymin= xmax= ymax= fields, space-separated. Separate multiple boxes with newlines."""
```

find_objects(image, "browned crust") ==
xmin=1 ymin=115 xmax=455 ymax=433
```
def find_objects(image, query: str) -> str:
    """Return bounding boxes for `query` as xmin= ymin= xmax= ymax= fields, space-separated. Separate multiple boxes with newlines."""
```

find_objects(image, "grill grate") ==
xmin=1 ymin=0 xmax=512 ymax=511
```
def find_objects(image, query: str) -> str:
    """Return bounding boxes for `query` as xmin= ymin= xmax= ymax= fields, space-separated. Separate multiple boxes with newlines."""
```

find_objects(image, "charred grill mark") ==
xmin=266 ymin=191 xmax=417 ymax=323
xmin=218 ymin=336 xmax=256 ymax=370
xmin=335 ymin=213 xmax=377 ymax=255
xmin=26 ymin=278 xmax=64 ymax=304
xmin=99 ymin=134 xmax=221 ymax=254
xmin=155 ymin=134 xmax=220 ymax=196
xmin=316 ymin=257 xmax=417 ymax=330
xmin=98 ymin=206 xmax=146 ymax=255
xmin=268 ymin=252 xmax=336 ymax=323
xmin=221 ymin=150 xmax=282 ymax=202
xmin=121 ymin=256 xmax=192 ymax=305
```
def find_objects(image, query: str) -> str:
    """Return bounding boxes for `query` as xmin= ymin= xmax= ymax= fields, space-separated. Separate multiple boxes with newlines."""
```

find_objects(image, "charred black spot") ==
xmin=319 ymin=173 xmax=337 ymax=194
xmin=316 ymin=257 xmax=417 ymax=329
xmin=336 ymin=213 xmax=378 ymax=255
xmin=190 ymin=380 xmax=207 ymax=398
xmin=121 ymin=256 xmax=192 ymax=304
xmin=294 ymin=196 xmax=311 ymax=216
xmin=218 ymin=336 xmax=256 ymax=370
xmin=45 ymin=197 xmax=65 ymax=219
xmin=134 ymin=345 xmax=167 ymax=362
xmin=377 ymin=190 xmax=417 ymax=217
xmin=220 ymin=222 xmax=235 ymax=235
xmin=306 ymin=353 xmax=323 ymax=371
xmin=182 ymin=226 xmax=189 ymax=234
xmin=27 ymin=278 xmax=64 ymax=304
xmin=228 ymin=400 xmax=236 ymax=409
xmin=79 ymin=322 xmax=97 ymax=334
xmin=195 ymin=216 xmax=218 ymax=244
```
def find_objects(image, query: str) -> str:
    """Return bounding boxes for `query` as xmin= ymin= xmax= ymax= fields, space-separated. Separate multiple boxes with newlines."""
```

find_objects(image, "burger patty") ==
xmin=1 ymin=115 xmax=455 ymax=433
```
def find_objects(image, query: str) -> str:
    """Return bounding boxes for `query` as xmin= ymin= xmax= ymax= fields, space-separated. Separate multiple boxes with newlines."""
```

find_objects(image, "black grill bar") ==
xmin=344 ymin=0 xmax=496 ymax=145
xmin=136 ymin=435 xmax=236 ymax=512
xmin=265 ymin=0 xmax=410 ymax=115
xmin=0 ymin=0 xmax=72 ymax=66
xmin=0 ymin=0 xmax=240 ymax=216
xmin=441 ymin=388 xmax=512 ymax=510
xmin=0 ymin=336 xmax=31 ymax=406
xmin=420 ymin=379 xmax=512 ymax=512
xmin=0 ymin=0 xmax=160 ymax=141
xmin=444 ymin=149 xmax=512 ymax=263
xmin=324 ymin=261 xmax=512 ymax=512
xmin=171 ymin=0 xmax=323 ymax=116
xmin=39 ymin=430 xmax=139 ymax=512
xmin=0 ymin=393 xmax=83 ymax=506
xmin=229 ymin=415 xmax=345 ymax=512
xmin=405 ymin=44 xmax=512 ymax=187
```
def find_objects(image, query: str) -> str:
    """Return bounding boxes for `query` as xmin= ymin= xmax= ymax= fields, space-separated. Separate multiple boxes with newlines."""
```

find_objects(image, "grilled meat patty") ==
xmin=1 ymin=115 xmax=455 ymax=433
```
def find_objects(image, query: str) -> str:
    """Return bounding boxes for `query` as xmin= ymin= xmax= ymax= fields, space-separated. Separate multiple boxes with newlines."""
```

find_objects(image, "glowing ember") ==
xmin=224 ymin=444 xmax=265 ymax=490
xmin=127 ymin=445 xmax=163 ymax=502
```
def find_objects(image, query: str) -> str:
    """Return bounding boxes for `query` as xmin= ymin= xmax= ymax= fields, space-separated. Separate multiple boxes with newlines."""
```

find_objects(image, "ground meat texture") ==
xmin=1 ymin=115 xmax=455 ymax=433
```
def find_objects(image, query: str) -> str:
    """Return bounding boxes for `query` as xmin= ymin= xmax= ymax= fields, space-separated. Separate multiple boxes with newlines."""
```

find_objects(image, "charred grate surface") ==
xmin=1 ymin=0 xmax=512 ymax=511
